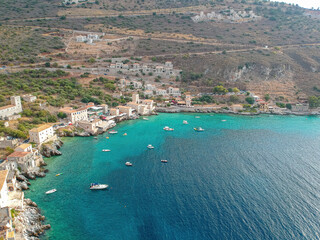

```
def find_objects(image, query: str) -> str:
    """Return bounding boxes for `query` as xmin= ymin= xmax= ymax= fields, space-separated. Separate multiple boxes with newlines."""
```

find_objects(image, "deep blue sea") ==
xmin=26 ymin=113 xmax=320 ymax=240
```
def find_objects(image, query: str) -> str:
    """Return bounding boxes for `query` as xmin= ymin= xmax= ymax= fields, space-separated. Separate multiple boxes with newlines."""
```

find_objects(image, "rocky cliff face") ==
xmin=14 ymin=199 xmax=51 ymax=240
xmin=40 ymin=139 xmax=64 ymax=158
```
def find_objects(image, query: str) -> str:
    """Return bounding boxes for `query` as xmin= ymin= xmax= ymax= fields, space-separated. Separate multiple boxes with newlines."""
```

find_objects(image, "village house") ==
xmin=118 ymin=106 xmax=134 ymax=117
xmin=291 ymin=103 xmax=309 ymax=112
xmin=59 ymin=106 xmax=88 ymax=124
xmin=0 ymin=96 xmax=22 ymax=120
xmin=259 ymin=102 xmax=269 ymax=112
xmin=185 ymin=94 xmax=192 ymax=107
xmin=231 ymin=104 xmax=244 ymax=112
xmin=87 ymin=106 xmax=104 ymax=118
xmin=77 ymin=119 xmax=103 ymax=134
xmin=156 ymin=89 xmax=168 ymax=96
xmin=127 ymin=94 xmax=155 ymax=115
xmin=109 ymin=108 xmax=120 ymax=116
xmin=168 ymin=87 xmax=181 ymax=97
xmin=0 ymin=137 xmax=19 ymax=150
xmin=145 ymin=84 xmax=156 ymax=91
xmin=6 ymin=151 xmax=35 ymax=172
xmin=132 ymin=81 xmax=143 ymax=89
xmin=22 ymin=94 xmax=37 ymax=102
xmin=100 ymin=104 xmax=109 ymax=115
xmin=144 ymin=90 xmax=153 ymax=97
xmin=29 ymin=124 xmax=55 ymax=145
xmin=0 ymin=170 xmax=8 ymax=208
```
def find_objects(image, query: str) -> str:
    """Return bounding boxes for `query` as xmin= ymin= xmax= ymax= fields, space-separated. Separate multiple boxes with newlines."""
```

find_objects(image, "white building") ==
xmin=109 ymin=108 xmax=120 ymax=116
xmin=22 ymin=94 xmax=37 ymax=102
xmin=6 ymin=151 xmax=35 ymax=172
xmin=118 ymin=106 xmax=134 ymax=117
xmin=0 ymin=170 xmax=9 ymax=208
xmin=29 ymin=124 xmax=54 ymax=145
xmin=0 ymin=96 xmax=22 ymax=120
xmin=168 ymin=87 xmax=181 ymax=97
xmin=156 ymin=89 xmax=168 ymax=96
xmin=59 ymin=107 xmax=88 ymax=124
xmin=76 ymin=35 xmax=87 ymax=42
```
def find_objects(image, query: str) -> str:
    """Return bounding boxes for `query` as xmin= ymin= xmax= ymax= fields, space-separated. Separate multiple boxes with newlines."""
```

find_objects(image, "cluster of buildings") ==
xmin=58 ymin=97 xmax=155 ymax=134
xmin=108 ymin=60 xmax=180 ymax=79
xmin=76 ymin=34 xmax=102 ymax=44
xmin=191 ymin=9 xmax=261 ymax=23
xmin=63 ymin=0 xmax=87 ymax=5
xmin=119 ymin=79 xmax=182 ymax=98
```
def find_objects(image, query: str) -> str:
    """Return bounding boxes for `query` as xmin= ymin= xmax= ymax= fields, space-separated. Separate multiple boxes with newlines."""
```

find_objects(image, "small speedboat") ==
xmin=161 ymin=160 xmax=168 ymax=163
xmin=221 ymin=120 xmax=227 ymax=122
xmin=90 ymin=183 xmax=108 ymax=190
xmin=94 ymin=137 xmax=98 ymax=139
xmin=56 ymin=173 xmax=63 ymax=177
xmin=147 ymin=144 xmax=154 ymax=149
xmin=195 ymin=116 xmax=200 ymax=118
xmin=143 ymin=117 xmax=149 ymax=121
xmin=102 ymin=149 xmax=111 ymax=152
xmin=163 ymin=126 xmax=174 ymax=131
xmin=194 ymin=127 xmax=204 ymax=132
xmin=183 ymin=120 xmax=188 ymax=124
xmin=109 ymin=130 xmax=118 ymax=134
xmin=125 ymin=162 xmax=133 ymax=166
xmin=46 ymin=189 xmax=57 ymax=195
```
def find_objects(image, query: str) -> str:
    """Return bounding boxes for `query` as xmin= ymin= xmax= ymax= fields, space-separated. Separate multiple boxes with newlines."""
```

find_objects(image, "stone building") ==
xmin=0 ymin=96 xmax=22 ymax=120
xmin=59 ymin=107 xmax=88 ymax=124
xmin=29 ymin=124 xmax=54 ymax=145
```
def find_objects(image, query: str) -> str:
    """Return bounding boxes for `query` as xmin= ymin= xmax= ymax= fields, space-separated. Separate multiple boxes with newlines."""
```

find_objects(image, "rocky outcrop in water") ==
xmin=14 ymin=199 xmax=51 ymax=240
xmin=41 ymin=139 xmax=63 ymax=157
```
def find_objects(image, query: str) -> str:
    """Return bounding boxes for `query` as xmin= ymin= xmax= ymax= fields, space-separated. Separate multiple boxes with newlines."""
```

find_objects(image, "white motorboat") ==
xmin=94 ymin=137 xmax=98 ymax=139
xmin=125 ymin=162 xmax=133 ymax=166
xmin=90 ymin=183 xmax=109 ymax=190
xmin=163 ymin=126 xmax=174 ymax=131
xmin=147 ymin=144 xmax=154 ymax=149
xmin=221 ymin=120 xmax=227 ymax=122
xmin=143 ymin=117 xmax=149 ymax=121
xmin=45 ymin=189 xmax=57 ymax=195
xmin=195 ymin=116 xmax=200 ymax=118
xmin=183 ymin=120 xmax=188 ymax=124
xmin=102 ymin=149 xmax=111 ymax=152
xmin=161 ymin=160 xmax=168 ymax=163
xmin=108 ymin=130 xmax=118 ymax=134
xmin=194 ymin=127 xmax=204 ymax=132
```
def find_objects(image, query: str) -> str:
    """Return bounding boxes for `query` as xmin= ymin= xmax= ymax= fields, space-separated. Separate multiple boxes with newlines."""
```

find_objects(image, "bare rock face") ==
xmin=20 ymin=181 xmax=29 ymax=190
xmin=14 ymin=199 xmax=50 ymax=240
xmin=41 ymin=139 xmax=64 ymax=158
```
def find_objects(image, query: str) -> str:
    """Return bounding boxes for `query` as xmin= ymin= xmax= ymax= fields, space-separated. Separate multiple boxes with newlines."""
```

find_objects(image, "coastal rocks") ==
xmin=14 ymin=199 xmax=50 ymax=240
xmin=16 ymin=174 xmax=28 ymax=182
xmin=24 ymin=172 xmax=36 ymax=180
xmin=41 ymin=139 xmax=64 ymax=158
xmin=35 ymin=171 xmax=46 ymax=178
xmin=19 ymin=181 xmax=29 ymax=190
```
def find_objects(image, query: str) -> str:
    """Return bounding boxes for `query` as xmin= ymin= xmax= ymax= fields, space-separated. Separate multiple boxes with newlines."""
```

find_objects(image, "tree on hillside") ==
xmin=213 ymin=85 xmax=228 ymax=94
xmin=245 ymin=97 xmax=254 ymax=104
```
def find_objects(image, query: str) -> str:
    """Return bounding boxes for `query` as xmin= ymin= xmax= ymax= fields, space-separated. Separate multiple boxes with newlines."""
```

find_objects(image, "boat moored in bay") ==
xmin=46 ymin=189 xmax=57 ymax=194
xmin=90 ymin=183 xmax=109 ymax=190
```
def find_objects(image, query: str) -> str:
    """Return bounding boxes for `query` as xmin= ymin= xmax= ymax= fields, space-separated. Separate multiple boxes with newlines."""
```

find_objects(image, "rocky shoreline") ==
xmin=156 ymin=106 xmax=319 ymax=116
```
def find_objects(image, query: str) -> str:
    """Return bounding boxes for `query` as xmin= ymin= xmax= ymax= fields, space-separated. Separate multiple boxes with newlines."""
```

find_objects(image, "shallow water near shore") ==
xmin=26 ymin=113 xmax=320 ymax=240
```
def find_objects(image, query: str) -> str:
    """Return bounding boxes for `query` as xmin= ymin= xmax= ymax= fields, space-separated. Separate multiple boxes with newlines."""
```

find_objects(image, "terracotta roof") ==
xmin=60 ymin=106 xmax=87 ymax=113
xmin=15 ymin=143 xmax=31 ymax=150
xmin=29 ymin=124 xmax=52 ymax=133
xmin=119 ymin=106 xmax=132 ymax=109
xmin=0 ymin=105 xmax=15 ymax=111
xmin=142 ymin=99 xmax=153 ymax=102
xmin=0 ymin=170 xmax=8 ymax=191
xmin=7 ymin=151 xmax=31 ymax=158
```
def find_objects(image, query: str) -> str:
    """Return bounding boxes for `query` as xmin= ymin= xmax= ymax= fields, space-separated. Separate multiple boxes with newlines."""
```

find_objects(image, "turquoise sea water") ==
xmin=26 ymin=113 xmax=320 ymax=240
